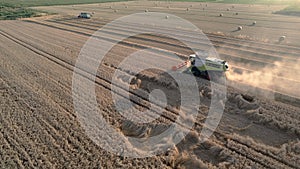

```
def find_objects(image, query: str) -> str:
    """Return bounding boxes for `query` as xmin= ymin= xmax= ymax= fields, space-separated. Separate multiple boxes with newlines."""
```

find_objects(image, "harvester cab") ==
xmin=173 ymin=51 xmax=229 ymax=80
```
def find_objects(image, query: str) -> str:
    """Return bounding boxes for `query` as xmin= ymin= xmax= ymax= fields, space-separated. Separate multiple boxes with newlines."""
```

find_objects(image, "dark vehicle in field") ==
xmin=78 ymin=12 xmax=91 ymax=19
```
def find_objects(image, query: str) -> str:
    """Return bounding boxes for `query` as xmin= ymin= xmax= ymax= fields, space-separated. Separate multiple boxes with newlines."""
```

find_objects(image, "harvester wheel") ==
xmin=201 ymin=71 xmax=210 ymax=80
xmin=191 ymin=67 xmax=201 ymax=77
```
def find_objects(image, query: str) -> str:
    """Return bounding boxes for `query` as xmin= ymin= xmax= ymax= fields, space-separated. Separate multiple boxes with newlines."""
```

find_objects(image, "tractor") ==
xmin=78 ymin=12 xmax=91 ymax=19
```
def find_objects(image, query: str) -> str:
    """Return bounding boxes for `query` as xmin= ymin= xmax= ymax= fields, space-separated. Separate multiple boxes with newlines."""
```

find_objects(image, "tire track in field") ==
xmin=0 ymin=28 xmax=174 ymax=168
xmin=12 ymin=18 xmax=300 ymax=100
xmin=20 ymin=18 xmax=300 ymax=89
xmin=0 ymin=72 xmax=102 ymax=168
xmin=0 ymin=27 xmax=268 ymax=169
xmin=41 ymin=18 xmax=300 ymax=80
xmin=1 ymin=20 xmax=294 ymax=103
xmin=49 ymin=18 xmax=297 ymax=88
xmin=0 ymin=29 xmax=179 ymax=127
xmin=65 ymin=3 xmax=300 ymax=31
xmin=0 ymin=105 xmax=37 ymax=168
xmin=0 ymin=33 xmax=116 ymax=167
xmin=24 ymin=18 xmax=300 ymax=81
xmin=27 ymin=19 xmax=298 ymax=96
xmin=0 ymin=95 xmax=27 ymax=169
xmin=0 ymin=55 xmax=64 ymax=167
xmin=0 ymin=111 xmax=54 ymax=168
xmin=58 ymin=17 xmax=300 ymax=57
xmin=0 ymin=46 xmax=83 ymax=167
xmin=52 ymin=18 xmax=299 ymax=63
xmin=0 ymin=134 xmax=25 ymax=169
xmin=0 ymin=28 xmax=298 ymax=169
xmin=0 ymin=31 xmax=173 ymax=168
xmin=8 ymin=18 xmax=299 ymax=89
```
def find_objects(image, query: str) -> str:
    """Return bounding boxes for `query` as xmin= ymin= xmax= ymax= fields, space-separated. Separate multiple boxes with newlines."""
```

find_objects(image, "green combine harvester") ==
xmin=172 ymin=51 xmax=229 ymax=80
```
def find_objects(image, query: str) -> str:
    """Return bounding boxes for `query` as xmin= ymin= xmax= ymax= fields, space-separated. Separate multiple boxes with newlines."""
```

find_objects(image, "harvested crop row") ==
xmin=65 ymin=2 xmax=300 ymax=45
xmin=0 ymin=27 xmax=298 ymax=168
xmin=57 ymin=17 xmax=300 ymax=61
xmin=1 ymin=19 xmax=298 ymax=100
xmin=26 ymin=19 xmax=300 ymax=96
xmin=0 ymin=33 xmax=172 ymax=168
xmin=45 ymin=18 xmax=300 ymax=78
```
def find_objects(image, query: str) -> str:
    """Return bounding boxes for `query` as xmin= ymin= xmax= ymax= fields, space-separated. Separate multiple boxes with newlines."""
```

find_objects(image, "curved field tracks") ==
xmin=24 ymin=16 xmax=300 ymax=105
xmin=1 ymin=1 xmax=300 ymax=169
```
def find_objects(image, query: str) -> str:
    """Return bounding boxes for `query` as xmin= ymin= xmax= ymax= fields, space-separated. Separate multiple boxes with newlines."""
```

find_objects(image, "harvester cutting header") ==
xmin=172 ymin=51 xmax=229 ymax=80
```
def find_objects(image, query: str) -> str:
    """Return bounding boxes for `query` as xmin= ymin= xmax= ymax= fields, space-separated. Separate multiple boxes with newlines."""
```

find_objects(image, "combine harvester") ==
xmin=172 ymin=51 xmax=229 ymax=81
